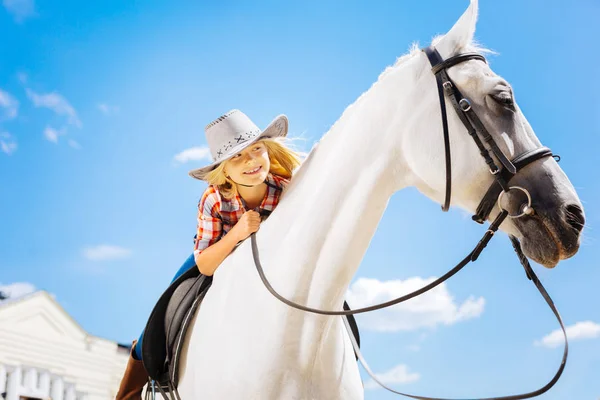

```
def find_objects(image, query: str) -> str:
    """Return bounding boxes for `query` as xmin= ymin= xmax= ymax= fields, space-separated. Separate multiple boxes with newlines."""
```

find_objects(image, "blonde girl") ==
xmin=115 ymin=109 xmax=303 ymax=399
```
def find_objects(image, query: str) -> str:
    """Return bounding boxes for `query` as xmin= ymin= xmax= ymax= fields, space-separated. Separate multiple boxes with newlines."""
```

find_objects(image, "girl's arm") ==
xmin=194 ymin=229 xmax=241 ymax=276
xmin=193 ymin=185 xmax=262 ymax=276
xmin=194 ymin=210 xmax=261 ymax=276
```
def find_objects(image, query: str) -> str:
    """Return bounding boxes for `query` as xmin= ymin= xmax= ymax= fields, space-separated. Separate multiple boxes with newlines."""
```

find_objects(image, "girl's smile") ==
xmin=243 ymin=165 xmax=263 ymax=175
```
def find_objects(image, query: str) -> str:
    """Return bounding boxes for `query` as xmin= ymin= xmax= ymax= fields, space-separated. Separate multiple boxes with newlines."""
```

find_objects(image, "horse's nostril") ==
xmin=565 ymin=204 xmax=585 ymax=233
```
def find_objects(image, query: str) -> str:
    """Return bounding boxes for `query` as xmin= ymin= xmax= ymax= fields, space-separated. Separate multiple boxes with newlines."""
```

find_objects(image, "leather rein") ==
xmin=249 ymin=46 xmax=568 ymax=400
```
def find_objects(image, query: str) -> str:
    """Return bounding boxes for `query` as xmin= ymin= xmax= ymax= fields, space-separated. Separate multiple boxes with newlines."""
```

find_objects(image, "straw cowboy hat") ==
xmin=188 ymin=109 xmax=289 ymax=181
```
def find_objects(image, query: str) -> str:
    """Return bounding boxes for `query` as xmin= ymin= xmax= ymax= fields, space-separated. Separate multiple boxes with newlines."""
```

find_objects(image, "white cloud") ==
xmin=346 ymin=277 xmax=485 ymax=332
xmin=44 ymin=128 xmax=57 ymax=143
xmin=174 ymin=146 xmax=212 ymax=163
xmin=364 ymin=364 xmax=420 ymax=390
xmin=82 ymin=245 xmax=132 ymax=261
xmin=0 ymin=132 xmax=17 ymax=155
xmin=0 ymin=282 xmax=36 ymax=301
xmin=26 ymin=88 xmax=81 ymax=128
xmin=97 ymin=103 xmax=119 ymax=116
xmin=2 ymin=0 xmax=35 ymax=23
xmin=43 ymin=126 xmax=66 ymax=143
xmin=0 ymin=88 xmax=19 ymax=120
xmin=68 ymin=139 xmax=81 ymax=149
xmin=535 ymin=321 xmax=600 ymax=348
xmin=17 ymin=72 xmax=28 ymax=84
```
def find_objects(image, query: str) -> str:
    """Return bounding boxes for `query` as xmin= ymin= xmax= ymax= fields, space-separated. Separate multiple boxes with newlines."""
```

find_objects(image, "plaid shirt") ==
xmin=193 ymin=173 xmax=289 ymax=256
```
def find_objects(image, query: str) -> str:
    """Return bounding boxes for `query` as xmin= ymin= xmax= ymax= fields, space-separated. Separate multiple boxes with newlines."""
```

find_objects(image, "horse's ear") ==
xmin=436 ymin=0 xmax=479 ymax=58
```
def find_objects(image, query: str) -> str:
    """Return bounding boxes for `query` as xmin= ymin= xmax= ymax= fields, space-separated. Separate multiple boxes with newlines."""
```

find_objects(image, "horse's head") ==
xmin=400 ymin=0 xmax=584 ymax=267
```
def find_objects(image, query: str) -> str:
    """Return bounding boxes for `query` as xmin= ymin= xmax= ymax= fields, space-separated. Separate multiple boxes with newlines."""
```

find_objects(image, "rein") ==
xmin=248 ymin=46 xmax=568 ymax=399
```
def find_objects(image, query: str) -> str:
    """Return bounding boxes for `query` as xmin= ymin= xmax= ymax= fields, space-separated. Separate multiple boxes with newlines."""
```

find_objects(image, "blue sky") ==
xmin=1 ymin=0 xmax=599 ymax=399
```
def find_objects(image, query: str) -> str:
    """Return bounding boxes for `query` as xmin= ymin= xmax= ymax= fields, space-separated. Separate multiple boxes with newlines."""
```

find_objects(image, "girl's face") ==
xmin=224 ymin=141 xmax=270 ymax=186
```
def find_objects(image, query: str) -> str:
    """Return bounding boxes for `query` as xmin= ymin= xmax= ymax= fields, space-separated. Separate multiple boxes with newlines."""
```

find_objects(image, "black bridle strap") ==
xmin=463 ymin=105 xmax=517 ymax=175
xmin=424 ymin=47 xmax=453 ymax=212
xmin=439 ymin=69 xmax=505 ymax=181
xmin=430 ymin=52 xmax=487 ymax=74
xmin=512 ymin=147 xmax=554 ymax=167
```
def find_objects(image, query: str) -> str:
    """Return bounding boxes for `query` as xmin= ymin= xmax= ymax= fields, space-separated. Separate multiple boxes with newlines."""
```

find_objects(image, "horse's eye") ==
xmin=490 ymin=91 xmax=515 ymax=111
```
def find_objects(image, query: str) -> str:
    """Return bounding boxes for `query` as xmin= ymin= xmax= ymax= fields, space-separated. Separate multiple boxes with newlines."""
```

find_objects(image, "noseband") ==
xmin=248 ymin=46 xmax=567 ymax=400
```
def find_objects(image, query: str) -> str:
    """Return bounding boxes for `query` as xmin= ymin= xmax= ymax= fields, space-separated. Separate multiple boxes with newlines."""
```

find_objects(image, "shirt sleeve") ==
xmin=273 ymin=174 xmax=291 ymax=190
xmin=193 ymin=188 xmax=223 ymax=257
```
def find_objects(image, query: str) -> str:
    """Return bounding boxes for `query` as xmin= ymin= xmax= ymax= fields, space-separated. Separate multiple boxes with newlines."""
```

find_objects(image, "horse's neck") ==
xmin=257 ymin=68 xmax=418 ymax=312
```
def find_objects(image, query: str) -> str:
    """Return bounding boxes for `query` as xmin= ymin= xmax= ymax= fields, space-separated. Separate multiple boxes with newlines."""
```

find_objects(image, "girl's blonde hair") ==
xmin=202 ymin=136 xmax=304 ymax=200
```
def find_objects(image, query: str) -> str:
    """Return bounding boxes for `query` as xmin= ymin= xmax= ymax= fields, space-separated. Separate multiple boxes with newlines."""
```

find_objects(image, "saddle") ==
xmin=140 ymin=263 xmax=361 ymax=391
xmin=141 ymin=265 xmax=211 ymax=388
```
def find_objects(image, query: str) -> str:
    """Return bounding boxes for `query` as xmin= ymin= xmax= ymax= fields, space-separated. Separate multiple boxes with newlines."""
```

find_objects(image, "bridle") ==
xmin=425 ymin=47 xmax=558 ymax=221
xmin=248 ymin=46 xmax=568 ymax=400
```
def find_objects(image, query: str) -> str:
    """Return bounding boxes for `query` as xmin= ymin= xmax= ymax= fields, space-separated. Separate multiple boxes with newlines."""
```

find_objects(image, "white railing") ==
xmin=0 ymin=363 xmax=87 ymax=400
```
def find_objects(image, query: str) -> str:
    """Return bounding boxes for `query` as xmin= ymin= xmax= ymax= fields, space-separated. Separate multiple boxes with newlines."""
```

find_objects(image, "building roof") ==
xmin=0 ymin=290 xmax=125 ymax=348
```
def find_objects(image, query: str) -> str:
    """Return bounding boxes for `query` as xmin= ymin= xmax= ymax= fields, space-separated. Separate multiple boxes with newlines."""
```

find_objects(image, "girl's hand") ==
xmin=231 ymin=210 xmax=261 ymax=241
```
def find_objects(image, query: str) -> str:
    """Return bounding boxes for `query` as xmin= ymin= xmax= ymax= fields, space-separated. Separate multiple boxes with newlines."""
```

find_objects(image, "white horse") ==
xmin=176 ymin=1 xmax=585 ymax=399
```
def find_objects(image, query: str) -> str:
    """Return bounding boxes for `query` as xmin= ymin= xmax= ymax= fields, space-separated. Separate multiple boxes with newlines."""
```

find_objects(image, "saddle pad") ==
xmin=141 ymin=265 xmax=212 ymax=381
xmin=168 ymin=276 xmax=212 ymax=385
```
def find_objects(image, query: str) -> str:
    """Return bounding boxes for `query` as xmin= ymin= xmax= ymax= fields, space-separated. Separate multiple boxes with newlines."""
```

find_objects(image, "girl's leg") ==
xmin=133 ymin=253 xmax=197 ymax=360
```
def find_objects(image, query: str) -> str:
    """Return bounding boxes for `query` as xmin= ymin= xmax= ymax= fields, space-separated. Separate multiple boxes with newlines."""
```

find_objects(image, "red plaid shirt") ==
xmin=193 ymin=173 xmax=289 ymax=256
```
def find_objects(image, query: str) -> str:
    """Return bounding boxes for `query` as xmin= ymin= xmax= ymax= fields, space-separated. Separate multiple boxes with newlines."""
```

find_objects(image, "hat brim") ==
xmin=188 ymin=114 xmax=289 ymax=181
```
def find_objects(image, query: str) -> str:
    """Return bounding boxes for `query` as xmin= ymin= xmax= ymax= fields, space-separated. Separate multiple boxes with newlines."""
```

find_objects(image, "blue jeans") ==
xmin=133 ymin=253 xmax=197 ymax=360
